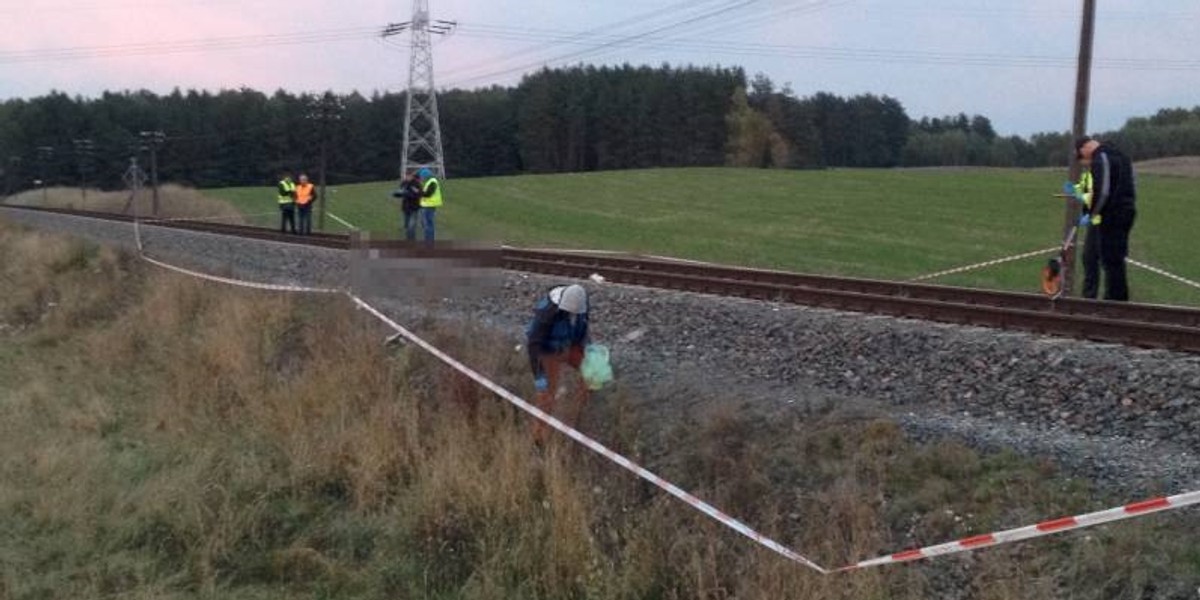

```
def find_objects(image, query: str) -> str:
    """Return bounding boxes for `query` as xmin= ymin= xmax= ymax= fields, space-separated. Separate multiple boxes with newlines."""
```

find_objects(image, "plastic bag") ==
xmin=580 ymin=344 xmax=614 ymax=391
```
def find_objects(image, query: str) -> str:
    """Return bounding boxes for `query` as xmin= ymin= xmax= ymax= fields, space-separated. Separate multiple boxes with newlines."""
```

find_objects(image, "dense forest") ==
xmin=2 ymin=63 xmax=1199 ymax=193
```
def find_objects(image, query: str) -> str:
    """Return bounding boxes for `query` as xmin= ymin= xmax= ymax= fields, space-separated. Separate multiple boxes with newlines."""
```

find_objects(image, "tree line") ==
xmin=3 ymin=64 xmax=1200 ymax=193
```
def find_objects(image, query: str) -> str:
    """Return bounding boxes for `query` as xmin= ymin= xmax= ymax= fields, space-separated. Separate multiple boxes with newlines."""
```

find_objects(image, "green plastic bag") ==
xmin=580 ymin=344 xmax=614 ymax=391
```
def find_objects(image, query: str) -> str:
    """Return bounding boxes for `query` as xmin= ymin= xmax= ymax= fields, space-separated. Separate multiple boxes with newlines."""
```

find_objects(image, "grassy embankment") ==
xmin=5 ymin=184 xmax=246 ymax=222
xmin=1 ymin=219 xmax=1198 ymax=599
xmin=210 ymin=168 xmax=1200 ymax=307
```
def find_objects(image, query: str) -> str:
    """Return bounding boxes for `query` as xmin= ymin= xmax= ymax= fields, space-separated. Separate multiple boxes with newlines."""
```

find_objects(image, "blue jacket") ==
xmin=525 ymin=293 xmax=588 ymax=378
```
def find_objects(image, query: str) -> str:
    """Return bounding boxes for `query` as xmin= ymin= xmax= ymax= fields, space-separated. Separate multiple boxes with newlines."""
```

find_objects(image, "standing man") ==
xmin=416 ymin=167 xmax=442 ymax=244
xmin=1075 ymin=136 xmax=1137 ymax=301
xmin=294 ymin=173 xmax=315 ymax=235
xmin=276 ymin=171 xmax=297 ymax=234
xmin=1064 ymin=156 xmax=1101 ymax=298
xmin=525 ymin=284 xmax=590 ymax=445
xmin=392 ymin=172 xmax=422 ymax=241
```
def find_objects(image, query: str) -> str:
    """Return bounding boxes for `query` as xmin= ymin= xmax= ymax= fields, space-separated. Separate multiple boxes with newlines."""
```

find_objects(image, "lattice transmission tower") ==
xmin=383 ymin=1 xmax=455 ymax=180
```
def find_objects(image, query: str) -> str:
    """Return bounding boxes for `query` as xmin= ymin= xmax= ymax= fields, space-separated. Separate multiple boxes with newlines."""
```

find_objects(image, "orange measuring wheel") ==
xmin=1041 ymin=258 xmax=1064 ymax=298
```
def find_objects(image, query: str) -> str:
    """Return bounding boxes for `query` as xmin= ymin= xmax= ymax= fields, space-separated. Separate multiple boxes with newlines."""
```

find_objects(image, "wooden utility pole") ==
xmin=1061 ymin=0 xmax=1096 ymax=297
xmin=140 ymin=131 xmax=165 ymax=215
xmin=73 ymin=138 xmax=95 ymax=204
xmin=36 ymin=146 xmax=54 ymax=204
xmin=306 ymin=93 xmax=343 ymax=231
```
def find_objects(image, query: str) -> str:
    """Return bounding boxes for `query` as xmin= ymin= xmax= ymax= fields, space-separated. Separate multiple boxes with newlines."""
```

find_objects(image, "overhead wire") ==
xmin=439 ymin=0 xmax=763 ymax=89
xmin=440 ymin=23 xmax=1200 ymax=73
xmin=3 ymin=2 xmax=1198 ymax=73
xmin=0 ymin=25 xmax=383 ymax=64
xmin=434 ymin=0 xmax=736 ymax=83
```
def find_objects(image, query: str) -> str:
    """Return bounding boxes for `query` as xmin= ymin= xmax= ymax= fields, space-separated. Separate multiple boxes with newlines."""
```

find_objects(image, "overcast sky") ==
xmin=2 ymin=0 xmax=1197 ymax=136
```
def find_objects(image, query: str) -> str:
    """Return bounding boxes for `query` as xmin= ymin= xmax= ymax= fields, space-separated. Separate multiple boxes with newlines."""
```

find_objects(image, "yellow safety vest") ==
xmin=1074 ymin=171 xmax=1093 ymax=209
xmin=278 ymin=179 xmax=296 ymax=204
xmin=1074 ymin=171 xmax=1100 ymax=225
xmin=420 ymin=177 xmax=443 ymax=208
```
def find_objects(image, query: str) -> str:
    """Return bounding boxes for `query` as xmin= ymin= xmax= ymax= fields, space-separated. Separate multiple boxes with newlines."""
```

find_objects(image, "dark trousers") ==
xmin=297 ymin=204 xmax=313 ymax=235
xmin=1098 ymin=207 xmax=1136 ymax=302
xmin=279 ymin=204 xmax=296 ymax=233
xmin=1081 ymin=227 xmax=1100 ymax=299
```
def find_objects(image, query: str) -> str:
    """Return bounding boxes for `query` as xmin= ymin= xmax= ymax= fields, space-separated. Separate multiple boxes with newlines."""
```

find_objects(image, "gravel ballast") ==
xmin=6 ymin=206 xmax=1198 ymax=495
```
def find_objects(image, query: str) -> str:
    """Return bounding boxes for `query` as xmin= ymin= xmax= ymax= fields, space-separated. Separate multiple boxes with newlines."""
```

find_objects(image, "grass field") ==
xmin=3 ymin=221 xmax=1197 ymax=598
xmin=208 ymin=167 xmax=1200 ymax=307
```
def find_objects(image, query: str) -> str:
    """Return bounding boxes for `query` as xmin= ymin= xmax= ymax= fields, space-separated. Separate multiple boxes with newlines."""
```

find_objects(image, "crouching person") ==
xmin=525 ymin=284 xmax=589 ymax=445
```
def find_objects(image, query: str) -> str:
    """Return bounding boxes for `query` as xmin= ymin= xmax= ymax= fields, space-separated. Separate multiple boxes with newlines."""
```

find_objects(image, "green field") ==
xmin=209 ymin=168 xmax=1200 ymax=307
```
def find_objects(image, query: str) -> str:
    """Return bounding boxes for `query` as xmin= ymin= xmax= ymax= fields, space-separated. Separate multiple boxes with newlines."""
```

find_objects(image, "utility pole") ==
xmin=306 ymin=93 xmax=344 ymax=231
xmin=140 ymin=131 xmax=165 ymax=215
xmin=121 ymin=156 xmax=148 ymax=216
xmin=383 ymin=1 xmax=455 ymax=181
xmin=1061 ymin=0 xmax=1096 ymax=298
xmin=73 ymin=138 xmax=95 ymax=204
xmin=36 ymin=146 xmax=54 ymax=204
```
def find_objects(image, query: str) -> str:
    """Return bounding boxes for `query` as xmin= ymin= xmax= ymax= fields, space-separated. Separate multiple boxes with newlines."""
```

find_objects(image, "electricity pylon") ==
xmin=383 ymin=1 xmax=455 ymax=180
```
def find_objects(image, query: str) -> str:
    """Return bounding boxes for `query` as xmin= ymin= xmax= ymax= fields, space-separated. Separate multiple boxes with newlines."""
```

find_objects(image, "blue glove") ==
xmin=1077 ymin=213 xmax=1091 ymax=227
xmin=1063 ymin=181 xmax=1076 ymax=198
xmin=534 ymin=375 xmax=549 ymax=393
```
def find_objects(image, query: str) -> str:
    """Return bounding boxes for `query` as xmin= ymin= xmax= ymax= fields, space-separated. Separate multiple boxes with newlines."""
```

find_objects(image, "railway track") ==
xmin=5 ymin=203 xmax=1199 ymax=354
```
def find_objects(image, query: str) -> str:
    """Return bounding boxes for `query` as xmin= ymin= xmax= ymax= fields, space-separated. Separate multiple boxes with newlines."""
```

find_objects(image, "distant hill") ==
xmin=1134 ymin=156 xmax=1200 ymax=177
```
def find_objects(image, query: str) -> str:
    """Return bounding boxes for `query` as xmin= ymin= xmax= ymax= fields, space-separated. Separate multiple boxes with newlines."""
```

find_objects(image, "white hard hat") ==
xmin=549 ymin=284 xmax=587 ymax=314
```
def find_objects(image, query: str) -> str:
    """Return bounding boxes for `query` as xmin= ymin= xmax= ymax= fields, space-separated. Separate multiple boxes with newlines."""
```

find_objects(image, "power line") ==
xmin=0 ymin=25 xmax=382 ymax=64
xmin=435 ymin=0 xmax=735 ymax=82
xmin=440 ymin=0 xmax=762 ymax=88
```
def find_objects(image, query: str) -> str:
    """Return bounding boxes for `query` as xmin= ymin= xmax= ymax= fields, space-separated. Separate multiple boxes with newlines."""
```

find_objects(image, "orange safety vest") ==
xmin=295 ymin=182 xmax=315 ymax=206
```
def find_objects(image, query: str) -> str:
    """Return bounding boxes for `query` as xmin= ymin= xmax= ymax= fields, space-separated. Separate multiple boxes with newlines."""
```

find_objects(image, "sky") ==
xmin=1 ymin=0 xmax=1197 ymax=137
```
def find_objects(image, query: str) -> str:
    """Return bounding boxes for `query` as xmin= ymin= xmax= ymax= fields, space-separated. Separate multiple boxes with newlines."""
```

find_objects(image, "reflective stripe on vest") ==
xmin=420 ymin=177 xmax=443 ymax=208
xmin=278 ymin=179 xmax=296 ymax=204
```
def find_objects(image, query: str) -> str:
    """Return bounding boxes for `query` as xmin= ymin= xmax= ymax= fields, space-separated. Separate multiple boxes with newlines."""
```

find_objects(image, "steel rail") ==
xmin=502 ymin=249 xmax=1200 ymax=330
xmin=502 ymin=251 xmax=1200 ymax=354
xmin=5 ymin=204 xmax=1199 ymax=353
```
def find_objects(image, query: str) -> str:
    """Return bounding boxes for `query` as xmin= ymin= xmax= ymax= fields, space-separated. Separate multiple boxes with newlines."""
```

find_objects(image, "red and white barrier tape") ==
xmin=131 ymin=213 xmax=826 ymax=572
xmin=910 ymin=247 xmax=1059 ymax=282
xmin=837 ymin=489 xmax=1200 ymax=571
xmin=347 ymin=296 xmax=829 ymax=574
xmin=128 ymin=214 xmax=1200 ymax=574
xmin=1127 ymin=258 xmax=1200 ymax=291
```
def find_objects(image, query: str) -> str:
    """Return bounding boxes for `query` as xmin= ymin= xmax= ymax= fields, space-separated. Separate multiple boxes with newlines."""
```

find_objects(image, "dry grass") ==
xmin=1 ymin=219 xmax=1197 ymax=599
xmin=3 ymin=184 xmax=246 ymax=222
xmin=1133 ymin=155 xmax=1200 ymax=177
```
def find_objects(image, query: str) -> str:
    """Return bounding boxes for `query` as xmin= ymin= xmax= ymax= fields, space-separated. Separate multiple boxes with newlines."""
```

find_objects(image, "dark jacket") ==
xmin=393 ymin=178 xmax=422 ymax=213
xmin=1088 ymin=143 xmax=1136 ymax=221
xmin=525 ymin=291 xmax=589 ymax=379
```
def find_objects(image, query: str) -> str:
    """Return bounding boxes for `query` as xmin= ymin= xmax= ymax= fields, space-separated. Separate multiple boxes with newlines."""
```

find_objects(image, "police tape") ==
xmin=1127 ymin=258 xmax=1200 ymax=291
xmin=134 ymin=216 xmax=341 ymax=294
xmin=128 ymin=214 xmax=827 ymax=572
xmin=910 ymin=247 xmax=1060 ymax=282
xmin=327 ymin=211 xmax=358 ymax=230
xmin=836 ymin=489 xmax=1200 ymax=571
xmin=126 ymin=217 xmax=1200 ymax=575
xmin=346 ymin=295 xmax=830 ymax=574
xmin=140 ymin=253 xmax=343 ymax=294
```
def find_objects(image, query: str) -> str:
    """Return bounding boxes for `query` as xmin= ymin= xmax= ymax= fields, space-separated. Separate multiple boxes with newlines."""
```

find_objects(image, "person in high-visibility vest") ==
xmin=277 ymin=171 xmax=297 ymax=234
xmin=1073 ymin=136 xmax=1137 ymax=301
xmin=295 ymin=173 xmax=315 ymax=235
xmin=416 ymin=167 xmax=442 ymax=244
xmin=1070 ymin=160 xmax=1101 ymax=299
